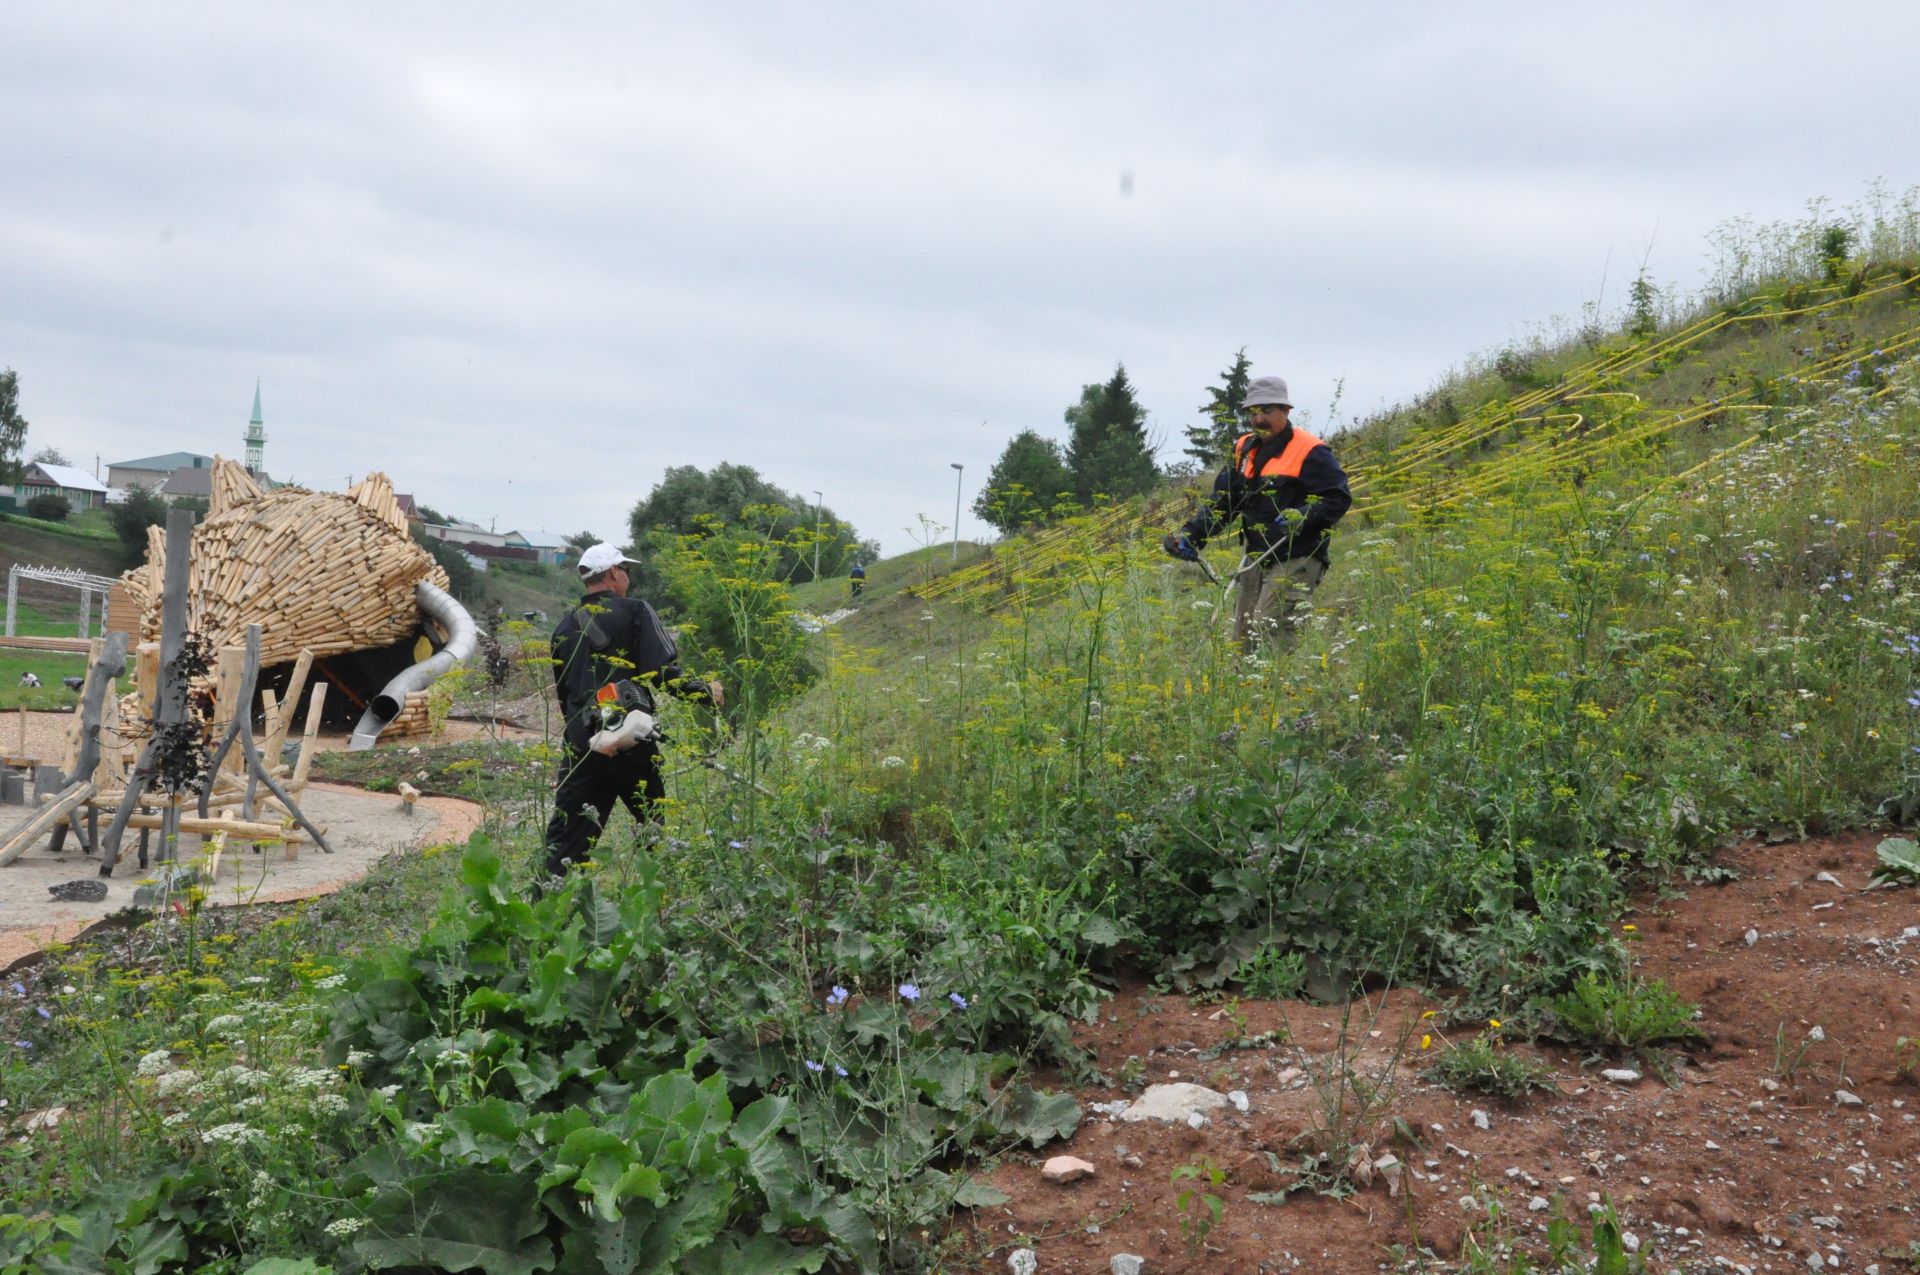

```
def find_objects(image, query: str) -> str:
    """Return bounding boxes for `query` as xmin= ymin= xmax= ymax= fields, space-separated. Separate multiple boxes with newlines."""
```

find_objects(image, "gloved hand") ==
xmin=1162 ymin=532 xmax=1200 ymax=562
xmin=1270 ymin=511 xmax=1311 ymax=546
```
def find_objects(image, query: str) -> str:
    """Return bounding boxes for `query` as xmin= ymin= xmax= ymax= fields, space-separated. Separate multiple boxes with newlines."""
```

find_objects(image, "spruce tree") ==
xmin=1064 ymin=363 xmax=1159 ymax=504
xmin=1182 ymin=348 xmax=1252 ymax=469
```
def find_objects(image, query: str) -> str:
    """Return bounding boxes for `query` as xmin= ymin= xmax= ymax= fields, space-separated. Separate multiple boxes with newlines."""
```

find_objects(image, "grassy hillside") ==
xmin=0 ymin=513 xmax=127 ymax=579
xmin=7 ymin=217 xmax=1919 ymax=1272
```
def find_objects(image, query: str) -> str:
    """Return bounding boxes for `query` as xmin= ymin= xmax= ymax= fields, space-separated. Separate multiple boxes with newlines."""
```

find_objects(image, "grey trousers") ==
xmin=1232 ymin=556 xmax=1327 ymax=649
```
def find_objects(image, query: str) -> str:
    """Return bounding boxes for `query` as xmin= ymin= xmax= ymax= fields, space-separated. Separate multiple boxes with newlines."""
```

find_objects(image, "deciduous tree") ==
xmin=973 ymin=430 xmax=1074 ymax=533
xmin=0 ymin=368 xmax=27 ymax=488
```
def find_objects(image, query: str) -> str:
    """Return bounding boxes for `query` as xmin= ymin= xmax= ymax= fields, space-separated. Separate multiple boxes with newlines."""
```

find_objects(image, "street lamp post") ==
xmin=949 ymin=463 xmax=963 ymax=564
xmin=812 ymin=490 xmax=824 ymax=581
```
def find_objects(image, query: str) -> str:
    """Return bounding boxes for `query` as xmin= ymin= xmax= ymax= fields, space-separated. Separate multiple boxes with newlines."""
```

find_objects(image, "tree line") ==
xmin=971 ymin=350 xmax=1254 ymax=534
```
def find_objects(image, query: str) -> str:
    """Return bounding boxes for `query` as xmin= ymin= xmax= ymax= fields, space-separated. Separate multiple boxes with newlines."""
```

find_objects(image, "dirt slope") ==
xmin=960 ymin=830 xmax=1920 ymax=1273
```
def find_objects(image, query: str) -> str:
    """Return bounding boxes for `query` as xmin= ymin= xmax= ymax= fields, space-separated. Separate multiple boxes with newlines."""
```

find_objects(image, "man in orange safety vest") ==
xmin=1163 ymin=375 xmax=1352 ymax=650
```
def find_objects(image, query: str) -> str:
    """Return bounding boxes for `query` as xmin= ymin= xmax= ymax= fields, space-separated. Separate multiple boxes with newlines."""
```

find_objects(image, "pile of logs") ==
xmin=119 ymin=460 xmax=449 ymax=673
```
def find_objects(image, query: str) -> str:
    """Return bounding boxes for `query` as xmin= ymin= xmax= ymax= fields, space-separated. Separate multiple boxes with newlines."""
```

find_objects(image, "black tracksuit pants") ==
xmin=542 ymin=735 xmax=665 ymax=876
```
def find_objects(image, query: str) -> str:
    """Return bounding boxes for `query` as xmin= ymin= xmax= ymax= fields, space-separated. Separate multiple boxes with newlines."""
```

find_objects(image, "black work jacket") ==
xmin=1182 ymin=427 xmax=1353 ymax=562
xmin=550 ymin=590 xmax=708 ymax=744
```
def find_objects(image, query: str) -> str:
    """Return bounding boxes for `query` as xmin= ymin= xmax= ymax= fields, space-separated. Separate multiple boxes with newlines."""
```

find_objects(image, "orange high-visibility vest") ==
xmin=1234 ymin=428 xmax=1325 ymax=480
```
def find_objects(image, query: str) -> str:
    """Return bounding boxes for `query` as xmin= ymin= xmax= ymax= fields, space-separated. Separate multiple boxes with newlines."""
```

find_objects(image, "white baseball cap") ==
xmin=577 ymin=543 xmax=639 ymax=576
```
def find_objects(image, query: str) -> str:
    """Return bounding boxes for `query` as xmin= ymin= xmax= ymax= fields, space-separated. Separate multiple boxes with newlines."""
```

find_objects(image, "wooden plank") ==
xmin=0 ymin=781 xmax=98 ymax=867
xmin=264 ymin=648 xmax=312 ymax=760
xmin=289 ymin=682 xmax=327 ymax=794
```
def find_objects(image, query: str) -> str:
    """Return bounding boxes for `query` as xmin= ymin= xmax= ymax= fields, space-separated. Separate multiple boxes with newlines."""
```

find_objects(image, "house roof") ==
xmin=24 ymin=463 xmax=109 ymax=493
xmin=107 ymin=451 xmax=213 ymax=472
xmin=518 ymin=532 xmax=569 ymax=549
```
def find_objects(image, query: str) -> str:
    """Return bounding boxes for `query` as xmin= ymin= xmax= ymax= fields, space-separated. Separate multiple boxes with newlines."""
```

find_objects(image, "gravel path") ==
xmin=1 ymin=708 xmax=489 ymax=969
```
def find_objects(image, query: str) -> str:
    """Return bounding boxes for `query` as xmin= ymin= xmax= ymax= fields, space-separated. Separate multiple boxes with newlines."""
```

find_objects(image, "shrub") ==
xmin=24 ymin=492 xmax=69 ymax=521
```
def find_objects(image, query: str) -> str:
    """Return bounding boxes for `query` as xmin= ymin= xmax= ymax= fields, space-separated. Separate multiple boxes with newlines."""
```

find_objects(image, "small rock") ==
xmin=47 ymin=879 xmax=107 ymax=903
xmin=1807 ymin=1025 xmax=1826 ymax=1042
xmin=1814 ymin=871 xmax=1844 ymax=888
xmin=1528 ymin=1196 xmax=1550 ymax=1212
xmin=1007 ymin=1250 xmax=1037 ymax=1275
xmin=1273 ymin=1066 xmax=1306 ymax=1086
xmin=1621 ymin=1232 xmax=1640 ymax=1252
xmin=1185 ymin=1111 xmax=1208 ymax=1130
xmin=22 ymin=1106 xmax=68 ymax=1132
xmin=1705 ymin=1139 xmax=1721 ymax=1150
xmin=1042 ymin=1156 xmax=1097 ymax=1184
xmin=1110 ymin=1256 xmax=1144 ymax=1275
xmin=1810 ymin=1216 xmax=1841 ymax=1230
xmin=1227 ymin=1089 xmax=1249 ymax=1113
xmin=1760 ymin=1078 xmax=1782 ymax=1092
xmin=1088 ymin=1100 xmax=1130 ymax=1117
xmin=1121 ymin=1154 xmax=1143 ymax=1169
xmin=1600 ymin=1068 xmax=1642 ymax=1084
xmin=1811 ymin=901 xmax=1834 ymax=911
xmin=1471 ymin=1109 xmax=1491 ymax=1131
xmin=1805 ymin=1252 xmax=1825 ymax=1272
xmin=1744 ymin=928 xmax=1759 ymax=946
xmin=1117 ymin=1083 xmax=1229 ymax=1123
xmin=1833 ymin=1090 xmax=1864 ymax=1108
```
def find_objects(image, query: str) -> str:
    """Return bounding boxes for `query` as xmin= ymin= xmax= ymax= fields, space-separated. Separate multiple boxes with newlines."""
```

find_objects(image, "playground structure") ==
xmin=116 ymin=459 xmax=476 ymax=748
xmin=0 ymin=462 xmax=477 ymax=874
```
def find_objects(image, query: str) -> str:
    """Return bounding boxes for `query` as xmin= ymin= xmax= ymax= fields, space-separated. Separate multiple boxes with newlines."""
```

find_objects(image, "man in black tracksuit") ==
xmin=1163 ymin=375 xmax=1352 ymax=650
xmin=542 ymin=543 xmax=724 ymax=878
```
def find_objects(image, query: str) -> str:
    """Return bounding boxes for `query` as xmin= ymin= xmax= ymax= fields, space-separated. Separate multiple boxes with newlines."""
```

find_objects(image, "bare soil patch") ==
xmin=958 ymin=830 xmax=1920 ymax=1273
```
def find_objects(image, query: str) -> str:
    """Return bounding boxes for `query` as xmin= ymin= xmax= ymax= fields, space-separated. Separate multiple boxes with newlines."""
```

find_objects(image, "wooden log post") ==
xmin=100 ymin=509 xmax=197 ymax=876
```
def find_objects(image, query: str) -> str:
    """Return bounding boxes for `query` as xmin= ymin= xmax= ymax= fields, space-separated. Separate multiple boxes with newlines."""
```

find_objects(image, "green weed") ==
xmin=1425 ymin=1030 xmax=1558 ymax=1102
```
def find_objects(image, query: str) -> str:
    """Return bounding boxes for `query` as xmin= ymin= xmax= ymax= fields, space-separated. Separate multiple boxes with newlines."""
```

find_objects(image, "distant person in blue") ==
xmin=1163 ymin=375 xmax=1352 ymax=650
xmin=849 ymin=561 xmax=865 ymax=598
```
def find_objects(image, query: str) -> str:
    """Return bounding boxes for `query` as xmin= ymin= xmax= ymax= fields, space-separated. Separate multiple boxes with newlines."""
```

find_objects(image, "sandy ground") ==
xmin=2 ymin=709 xmax=487 ymax=969
xmin=2 ymin=705 xmax=531 ymax=766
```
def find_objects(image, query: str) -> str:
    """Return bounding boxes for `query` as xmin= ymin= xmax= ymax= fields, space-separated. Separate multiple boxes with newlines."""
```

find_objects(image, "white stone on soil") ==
xmin=1116 ymin=1083 xmax=1229 ymax=1123
xmin=1600 ymin=1068 xmax=1642 ymax=1084
xmin=1110 ymin=1256 xmax=1145 ymax=1275
xmin=1008 ymin=1249 xmax=1037 ymax=1275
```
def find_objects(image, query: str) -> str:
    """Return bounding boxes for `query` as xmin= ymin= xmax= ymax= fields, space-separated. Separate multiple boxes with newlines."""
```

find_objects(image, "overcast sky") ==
xmin=5 ymin=3 xmax=1916 ymax=556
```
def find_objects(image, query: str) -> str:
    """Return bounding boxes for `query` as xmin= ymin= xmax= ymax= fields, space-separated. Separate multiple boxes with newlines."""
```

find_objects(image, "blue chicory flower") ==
xmin=948 ymin=992 xmax=968 ymax=1009
xmin=898 ymin=983 xmax=920 ymax=1002
xmin=828 ymin=985 xmax=849 ymax=1006
xmin=804 ymin=1059 xmax=824 ymax=1073
xmin=834 ymin=1065 xmax=848 ymax=1077
xmin=35 ymin=1006 xmax=50 ymax=1020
